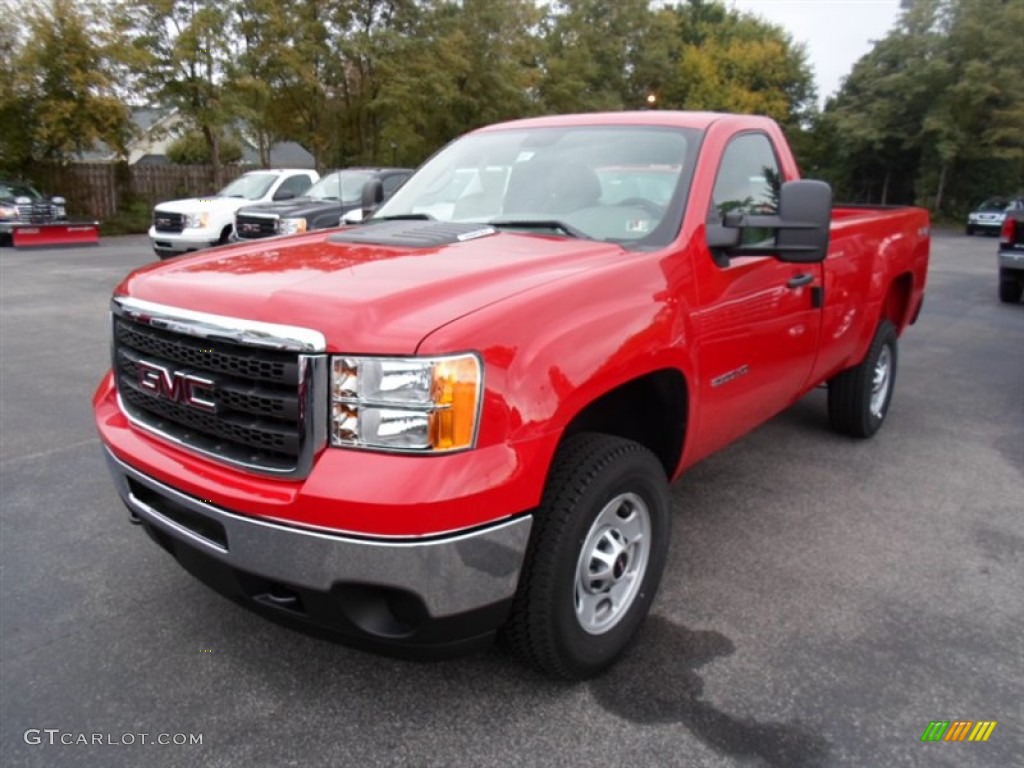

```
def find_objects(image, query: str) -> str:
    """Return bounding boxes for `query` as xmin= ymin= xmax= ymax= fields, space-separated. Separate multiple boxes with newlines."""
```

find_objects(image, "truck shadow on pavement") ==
xmin=589 ymin=616 xmax=831 ymax=768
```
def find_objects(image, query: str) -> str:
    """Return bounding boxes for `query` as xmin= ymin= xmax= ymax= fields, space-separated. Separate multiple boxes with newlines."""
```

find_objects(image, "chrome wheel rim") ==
xmin=574 ymin=492 xmax=651 ymax=635
xmin=870 ymin=345 xmax=892 ymax=418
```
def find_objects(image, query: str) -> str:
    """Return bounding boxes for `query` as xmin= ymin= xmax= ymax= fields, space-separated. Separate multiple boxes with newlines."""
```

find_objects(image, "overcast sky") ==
xmin=726 ymin=0 xmax=904 ymax=104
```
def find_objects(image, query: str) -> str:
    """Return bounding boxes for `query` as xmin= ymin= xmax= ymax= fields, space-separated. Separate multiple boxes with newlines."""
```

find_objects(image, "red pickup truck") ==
xmin=94 ymin=112 xmax=929 ymax=679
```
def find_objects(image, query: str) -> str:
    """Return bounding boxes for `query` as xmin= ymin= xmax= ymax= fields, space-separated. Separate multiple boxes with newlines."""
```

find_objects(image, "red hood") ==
xmin=118 ymin=230 xmax=626 ymax=353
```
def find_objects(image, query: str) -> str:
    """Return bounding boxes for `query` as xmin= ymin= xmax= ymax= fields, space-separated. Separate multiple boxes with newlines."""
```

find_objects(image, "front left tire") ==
xmin=500 ymin=433 xmax=671 ymax=680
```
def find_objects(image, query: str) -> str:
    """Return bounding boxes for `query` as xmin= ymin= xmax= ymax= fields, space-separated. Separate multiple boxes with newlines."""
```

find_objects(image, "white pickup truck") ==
xmin=149 ymin=169 xmax=319 ymax=259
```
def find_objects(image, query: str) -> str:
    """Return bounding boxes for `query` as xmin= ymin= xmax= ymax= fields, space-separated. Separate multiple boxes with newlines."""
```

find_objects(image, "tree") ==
xmin=228 ymin=0 xmax=292 ymax=167
xmin=166 ymin=130 xmax=244 ymax=164
xmin=816 ymin=0 xmax=1024 ymax=213
xmin=0 ymin=4 xmax=34 ymax=172
xmin=539 ymin=0 xmax=657 ymax=112
xmin=372 ymin=0 xmax=542 ymax=164
xmin=536 ymin=0 xmax=815 ymax=125
xmin=2 ymin=0 xmax=132 ymax=168
xmin=663 ymin=1 xmax=816 ymax=126
xmin=116 ymin=0 xmax=236 ymax=185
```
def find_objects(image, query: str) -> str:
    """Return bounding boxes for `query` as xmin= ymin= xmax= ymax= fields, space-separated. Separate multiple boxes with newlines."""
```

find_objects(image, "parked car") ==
xmin=149 ymin=169 xmax=319 ymax=259
xmin=95 ymin=111 xmax=930 ymax=679
xmin=998 ymin=209 xmax=1024 ymax=303
xmin=234 ymin=168 xmax=411 ymax=241
xmin=966 ymin=197 xmax=1024 ymax=236
xmin=0 ymin=180 xmax=99 ymax=247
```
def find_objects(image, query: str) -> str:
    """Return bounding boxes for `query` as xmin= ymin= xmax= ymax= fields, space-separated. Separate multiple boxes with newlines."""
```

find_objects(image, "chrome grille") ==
xmin=15 ymin=202 xmax=56 ymax=223
xmin=153 ymin=210 xmax=184 ymax=233
xmin=111 ymin=298 xmax=327 ymax=477
xmin=235 ymin=214 xmax=277 ymax=239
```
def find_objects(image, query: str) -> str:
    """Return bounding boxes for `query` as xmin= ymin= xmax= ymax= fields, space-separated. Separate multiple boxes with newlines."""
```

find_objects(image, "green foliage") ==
xmin=166 ymin=131 xmax=244 ymax=165
xmin=2 ymin=0 xmax=822 ymax=193
xmin=112 ymin=0 xmax=238 ymax=184
xmin=0 ymin=0 xmax=132 ymax=172
xmin=100 ymin=195 xmax=151 ymax=235
xmin=812 ymin=0 xmax=1024 ymax=214
xmin=659 ymin=1 xmax=816 ymax=127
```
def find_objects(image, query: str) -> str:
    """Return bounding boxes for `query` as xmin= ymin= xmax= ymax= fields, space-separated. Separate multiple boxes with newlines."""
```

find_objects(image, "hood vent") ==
xmin=328 ymin=220 xmax=497 ymax=248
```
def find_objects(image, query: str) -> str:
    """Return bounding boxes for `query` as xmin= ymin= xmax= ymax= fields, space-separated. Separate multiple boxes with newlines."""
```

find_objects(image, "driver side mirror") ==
xmin=273 ymin=189 xmax=296 ymax=201
xmin=706 ymin=180 xmax=832 ymax=264
xmin=361 ymin=178 xmax=384 ymax=219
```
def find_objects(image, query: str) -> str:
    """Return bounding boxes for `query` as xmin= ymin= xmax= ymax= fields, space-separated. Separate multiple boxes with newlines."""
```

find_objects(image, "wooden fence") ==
xmin=26 ymin=163 xmax=252 ymax=221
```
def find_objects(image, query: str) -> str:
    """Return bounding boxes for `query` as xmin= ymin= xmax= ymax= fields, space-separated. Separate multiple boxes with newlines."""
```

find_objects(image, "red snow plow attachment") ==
xmin=7 ymin=221 xmax=100 ymax=248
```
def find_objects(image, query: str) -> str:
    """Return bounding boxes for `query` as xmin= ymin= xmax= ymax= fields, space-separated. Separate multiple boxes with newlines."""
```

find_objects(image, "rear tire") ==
xmin=999 ymin=269 xmax=1023 ymax=303
xmin=500 ymin=433 xmax=670 ymax=680
xmin=828 ymin=319 xmax=898 ymax=438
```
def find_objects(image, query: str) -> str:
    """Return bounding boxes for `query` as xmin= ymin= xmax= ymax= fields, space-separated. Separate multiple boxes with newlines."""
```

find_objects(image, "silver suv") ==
xmin=967 ymin=197 xmax=1024 ymax=236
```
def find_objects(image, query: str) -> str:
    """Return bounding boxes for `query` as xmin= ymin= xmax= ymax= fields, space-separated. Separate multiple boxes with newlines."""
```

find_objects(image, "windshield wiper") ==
xmin=487 ymin=219 xmax=589 ymax=239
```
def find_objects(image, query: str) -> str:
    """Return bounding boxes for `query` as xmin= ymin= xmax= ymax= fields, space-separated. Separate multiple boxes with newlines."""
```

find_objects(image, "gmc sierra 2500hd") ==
xmin=94 ymin=111 xmax=930 ymax=680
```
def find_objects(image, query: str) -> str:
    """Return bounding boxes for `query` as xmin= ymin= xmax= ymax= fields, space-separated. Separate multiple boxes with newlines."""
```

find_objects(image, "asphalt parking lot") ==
xmin=1 ymin=231 xmax=1021 ymax=767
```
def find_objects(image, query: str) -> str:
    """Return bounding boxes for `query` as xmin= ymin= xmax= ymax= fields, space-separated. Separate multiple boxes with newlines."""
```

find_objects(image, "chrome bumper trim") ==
xmin=104 ymin=449 xmax=532 ymax=618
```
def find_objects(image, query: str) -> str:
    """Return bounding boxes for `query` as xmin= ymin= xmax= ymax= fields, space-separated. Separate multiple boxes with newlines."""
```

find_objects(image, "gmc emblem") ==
xmin=156 ymin=218 xmax=172 ymax=227
xmin=136 ymin=360 xmax=217 ymax=412
xmin=239 ymin=222 xmax=260 ymax=233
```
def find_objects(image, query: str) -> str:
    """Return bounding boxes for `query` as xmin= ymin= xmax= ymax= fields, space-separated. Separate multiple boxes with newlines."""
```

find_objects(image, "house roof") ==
xmin=241 ymin=141 xmax=316 ymax=169
xmin=71 ymin=107 xmax=316 ymax=168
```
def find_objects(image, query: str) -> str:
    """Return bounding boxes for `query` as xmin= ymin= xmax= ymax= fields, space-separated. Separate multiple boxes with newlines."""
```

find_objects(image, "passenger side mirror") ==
xmin=361 ymin=178 xmax=384 ymax=219
xmin=706 ymin=180 xmax=832 ymax=264
xmin=274 ymin=189 xmax=296 ymax=201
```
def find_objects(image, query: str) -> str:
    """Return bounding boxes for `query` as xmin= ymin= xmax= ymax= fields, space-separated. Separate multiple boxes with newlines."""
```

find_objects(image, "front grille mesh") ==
xmin=235 ymin=214 xmax=277 ymax=239
xmin=15 ymin=202 xmax=57 ymax=223
xmin=153 ymin=210 xmax=184 ymax=233
xmin=116 ymin=322 xmax=296 ymax=385
xmin=114 ymin=317 xmax=304 ymax=472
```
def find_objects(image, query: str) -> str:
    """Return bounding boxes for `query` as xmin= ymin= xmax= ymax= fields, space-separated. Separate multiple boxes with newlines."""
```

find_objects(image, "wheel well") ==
xmin=882 ymin=273 xmax=913 ymax=333
xmin=562 ymin=369 xmax=687 ymax=478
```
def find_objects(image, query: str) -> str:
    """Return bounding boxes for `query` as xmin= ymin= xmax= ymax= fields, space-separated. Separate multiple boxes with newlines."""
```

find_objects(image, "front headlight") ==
xmin=185 ymin=212 xmax=210 ymax=229
xmin=277 ymin=217 xmax=308 ymax=235
xmin=0 ymin=204 xmax=16 ymax=220
xmin=330 ymin=354 xmax=482 ymax=452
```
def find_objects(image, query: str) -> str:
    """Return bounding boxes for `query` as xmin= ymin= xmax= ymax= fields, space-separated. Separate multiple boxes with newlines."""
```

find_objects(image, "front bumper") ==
xmin=968 ymin=217 xmax=1004 ymax=232
xmin=998 ymin=248 xmax=1024 ymax=272
xmin=148 ymin=226 xmax=220 ymax=254
xmin=105 ymin=448 xmax=532 ymax=651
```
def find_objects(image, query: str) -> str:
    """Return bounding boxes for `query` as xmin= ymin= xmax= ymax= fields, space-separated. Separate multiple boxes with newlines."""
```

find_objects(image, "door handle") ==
xmin=787 ymin=273 xmax=814 ymax=289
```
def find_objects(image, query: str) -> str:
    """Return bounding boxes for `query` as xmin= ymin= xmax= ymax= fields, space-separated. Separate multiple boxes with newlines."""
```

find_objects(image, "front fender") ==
xmin=417 ymin=253 xmax=694 ymax=451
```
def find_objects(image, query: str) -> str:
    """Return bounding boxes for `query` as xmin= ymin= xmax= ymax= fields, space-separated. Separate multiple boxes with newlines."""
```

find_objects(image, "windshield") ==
xmin=217 ymin=173 xmax=279 ymax=200
xmin=0 ymin=183 xmax=42 ymax=201
xmin=306 ymin=171 xmax=374 ymax=202
xmin=374 ymin=125 xmax=700 ymax=247
xmin=977 ymin=198 xmax=1008 ymax=212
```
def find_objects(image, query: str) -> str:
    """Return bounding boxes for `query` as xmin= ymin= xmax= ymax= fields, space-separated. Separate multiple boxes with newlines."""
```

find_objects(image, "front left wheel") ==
xmin=500 ymin=433 xmax=671 ymax=680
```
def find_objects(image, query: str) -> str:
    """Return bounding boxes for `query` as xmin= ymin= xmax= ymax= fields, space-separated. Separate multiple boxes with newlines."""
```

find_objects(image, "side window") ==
xmin=277 ymin=174 xmax=313 ymax=199
xmin=709 ymin=133 xmax=782 ymax=226
xmin=381 ymin=173 xmax=409 ymax=197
